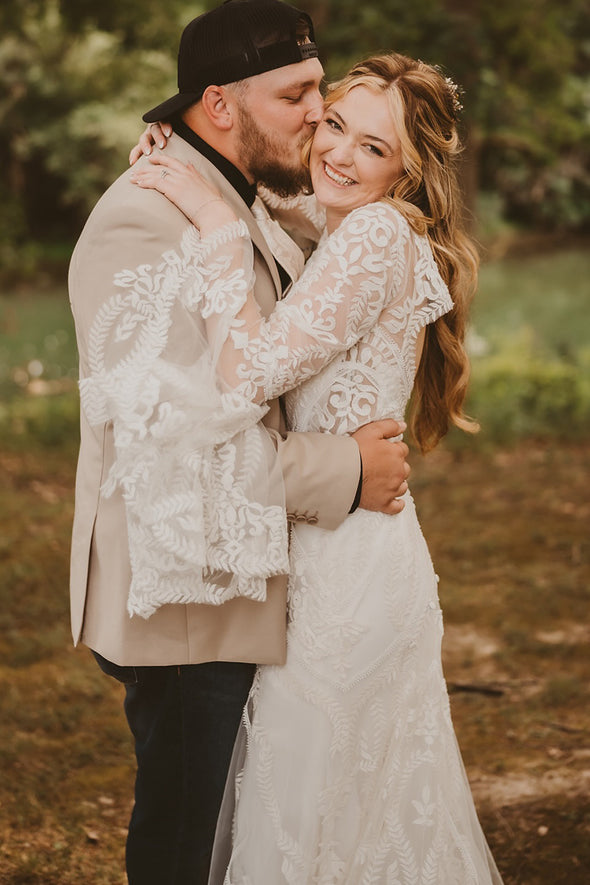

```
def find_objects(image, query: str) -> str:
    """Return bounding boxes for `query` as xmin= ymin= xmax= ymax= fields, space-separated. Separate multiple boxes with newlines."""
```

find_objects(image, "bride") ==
xmin=129 ymin=53 xmax=502 ymax=884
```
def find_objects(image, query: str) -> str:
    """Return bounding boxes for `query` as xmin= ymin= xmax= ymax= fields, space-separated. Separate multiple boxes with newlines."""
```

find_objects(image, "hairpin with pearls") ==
xmin=444 ymin=76 xmax=464 ymax=117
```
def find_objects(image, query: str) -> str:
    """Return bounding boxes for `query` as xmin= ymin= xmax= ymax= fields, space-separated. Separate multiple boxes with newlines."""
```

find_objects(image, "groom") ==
xmin=68 ymin=2 xmax=410 ymax=883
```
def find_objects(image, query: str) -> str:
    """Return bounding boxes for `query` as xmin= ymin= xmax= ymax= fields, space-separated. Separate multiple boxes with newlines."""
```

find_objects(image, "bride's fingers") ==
xmin=129 ymin=168 xmax=173 ymax=189
xmin=129 ymin=126 xmax=160 ymax=165
xmin=151 ymin=156 xmax=204 ymax=181
xmin=130 ymin=158 xmax=223 ymax=212
xmin=144 ymin=157 xmax=222 ymax=197
xmin=148 ymin=122 xmax=168 ymax=149
xmin=146 ymin=153 xmax=186 ymax=172
xmin=129 ymin=144 xmax=143 ymax=166
xmin=144 ymin=155 xmax=207 ymax=185
xmin=130 ymin=167 xmax=196 ymax=200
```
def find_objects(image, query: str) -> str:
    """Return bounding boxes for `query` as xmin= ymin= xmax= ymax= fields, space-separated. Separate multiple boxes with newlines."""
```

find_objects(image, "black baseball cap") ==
xmin=143 ymin=0 xmax=319 ymax=123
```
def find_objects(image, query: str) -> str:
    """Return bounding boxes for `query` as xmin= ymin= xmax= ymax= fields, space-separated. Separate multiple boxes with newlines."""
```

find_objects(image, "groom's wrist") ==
xmin=349 ymin=459 xmax=363 ymax=513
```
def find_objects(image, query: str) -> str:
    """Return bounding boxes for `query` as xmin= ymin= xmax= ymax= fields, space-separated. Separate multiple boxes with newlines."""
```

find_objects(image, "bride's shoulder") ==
xmin=330 ymin=201 xmax=410 ymax=246
xmin=352 ymin=200 xmax=409 ymax=226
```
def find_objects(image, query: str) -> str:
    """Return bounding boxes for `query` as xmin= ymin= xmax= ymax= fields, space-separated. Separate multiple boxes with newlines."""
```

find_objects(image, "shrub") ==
xmin=466 ymin=339 xmax=590 ymax=443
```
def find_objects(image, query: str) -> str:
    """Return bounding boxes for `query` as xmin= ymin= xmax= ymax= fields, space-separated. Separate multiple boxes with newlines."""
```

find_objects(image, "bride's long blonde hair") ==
xmin=319 ymin=54 xmax=480 ymax=453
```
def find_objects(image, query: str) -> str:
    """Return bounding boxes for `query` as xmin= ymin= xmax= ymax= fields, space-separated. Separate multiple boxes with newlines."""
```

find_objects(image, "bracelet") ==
xmin=190 ymin=197 xmax=226 ymax=223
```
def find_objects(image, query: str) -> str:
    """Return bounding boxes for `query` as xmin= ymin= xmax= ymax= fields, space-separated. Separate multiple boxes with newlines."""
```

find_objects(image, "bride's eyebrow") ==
xmin=328 ymin=109 xmax=345 ymax=124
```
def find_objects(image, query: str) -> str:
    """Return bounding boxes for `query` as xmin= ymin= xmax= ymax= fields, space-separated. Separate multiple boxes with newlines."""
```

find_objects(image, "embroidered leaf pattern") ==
xmin=216 ymin=201 xmax=501 ymax=885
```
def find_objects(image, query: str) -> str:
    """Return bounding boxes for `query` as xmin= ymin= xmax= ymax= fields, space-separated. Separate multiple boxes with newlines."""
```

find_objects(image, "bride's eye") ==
xmin=325 ymin=117 xmax=343 ymax=132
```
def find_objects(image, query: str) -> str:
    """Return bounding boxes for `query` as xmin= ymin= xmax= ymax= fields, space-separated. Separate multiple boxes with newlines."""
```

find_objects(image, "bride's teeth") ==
xmin=324 ymin=164 xmax=355 ymax=186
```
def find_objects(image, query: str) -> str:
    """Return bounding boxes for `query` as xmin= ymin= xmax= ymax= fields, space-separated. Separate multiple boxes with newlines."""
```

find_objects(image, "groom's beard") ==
xmin=238 ymin=105 xmax=312 ymax=198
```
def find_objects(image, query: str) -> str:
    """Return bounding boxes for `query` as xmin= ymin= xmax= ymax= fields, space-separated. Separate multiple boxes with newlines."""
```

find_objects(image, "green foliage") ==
xmin=0 ymin=391 xmax=80 ymax=450
xmin=468 ymin=339 xmax=590 ymax=442
xmin=1 ymin=0 xmax=588 ymax=255
xmin=0 ymin=0 xmax=198 ymax=264
xmin=473 ymin=0 xmax=590 ymax=230
xmin=298 ymin=0 xmax=590 ymax=232
xmin=462 ymin=245 xmax=590 ymax=444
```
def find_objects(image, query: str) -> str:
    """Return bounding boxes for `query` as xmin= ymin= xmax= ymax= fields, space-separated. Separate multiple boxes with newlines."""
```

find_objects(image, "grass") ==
xmin=0 ymin=439 xmax=589 ymax=883
xmin=411 ymin=441 xmax=590 ymax=884
xmin=1 ymin=243 xmax=590 ymax=448
xmin=0 ymin=289 xmax=78 ymax=391
xmin=0 ymin=288 xmax=79 ymax=451
xmin=1 ymin=245 xmax=589 ymax=882
xmin=0 ymin=447 xmax=131 ymax=884
xmin=464 ymin=246 xmax=590 ymax=442
xmin=473 ymin=248 xmax=590 ymax=358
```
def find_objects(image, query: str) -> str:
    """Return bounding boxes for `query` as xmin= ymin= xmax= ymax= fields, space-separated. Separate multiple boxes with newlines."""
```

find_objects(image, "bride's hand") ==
xmin=129 ymin=122 xmax=172 ymax=165
xmin=130 ymin=154 xmax=237 ymax=232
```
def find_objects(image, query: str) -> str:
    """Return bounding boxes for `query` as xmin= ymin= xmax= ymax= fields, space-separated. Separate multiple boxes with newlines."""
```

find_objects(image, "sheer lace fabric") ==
xmin=207 ymin=202 xmax=503 ymax=883
xmin=220 ymin=507 xmax=502 ymax=884
xmin=79 ymin=221 xmax=289 ymax=617
xmin=225 ymin=202 xmax=449 ymax=407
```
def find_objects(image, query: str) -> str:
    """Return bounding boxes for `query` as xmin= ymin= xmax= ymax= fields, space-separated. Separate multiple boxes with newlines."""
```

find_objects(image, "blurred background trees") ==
xmin=0 ymin=0 xmax=185 ymax=272
xmin=0 ymin=0 xmax=588 ymax=273
xmin=306 ymin=0 xmax=590 ymax=232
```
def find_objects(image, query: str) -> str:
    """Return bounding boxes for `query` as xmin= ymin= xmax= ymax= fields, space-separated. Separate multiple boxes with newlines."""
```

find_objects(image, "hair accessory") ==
xmin=444 ymin=76 xmax=464 ymax=117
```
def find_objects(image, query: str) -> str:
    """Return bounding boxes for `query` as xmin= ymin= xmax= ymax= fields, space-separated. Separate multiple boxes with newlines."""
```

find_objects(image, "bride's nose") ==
xmin=329 ymin=141 xmax=354 ymax=167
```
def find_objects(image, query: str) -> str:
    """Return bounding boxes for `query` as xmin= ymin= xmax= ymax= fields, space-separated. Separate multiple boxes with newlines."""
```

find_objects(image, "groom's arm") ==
xmin=268 ymin=420 xmax=409 ymax=531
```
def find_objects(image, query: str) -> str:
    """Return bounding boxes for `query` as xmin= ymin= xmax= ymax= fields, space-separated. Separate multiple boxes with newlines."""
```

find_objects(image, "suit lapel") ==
xmin=169 ymin=137 xmax=283 ymax=300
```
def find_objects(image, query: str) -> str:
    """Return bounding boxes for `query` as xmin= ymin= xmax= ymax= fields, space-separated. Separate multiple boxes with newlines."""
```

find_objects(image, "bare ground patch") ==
xmin=1 ymin=439 xmax=588 ymax=883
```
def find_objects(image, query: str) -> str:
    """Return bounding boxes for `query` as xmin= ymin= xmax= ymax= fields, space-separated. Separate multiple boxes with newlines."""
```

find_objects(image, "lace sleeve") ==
xmin=79 ymin=220 xmax=289 ymax=618
xmin=219 ymin=202 xmax=411 ymax=402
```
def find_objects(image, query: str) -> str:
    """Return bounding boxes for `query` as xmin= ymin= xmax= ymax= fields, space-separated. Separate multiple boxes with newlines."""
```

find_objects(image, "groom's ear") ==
xmin=200 ymin=85 xmax=236 ymax=132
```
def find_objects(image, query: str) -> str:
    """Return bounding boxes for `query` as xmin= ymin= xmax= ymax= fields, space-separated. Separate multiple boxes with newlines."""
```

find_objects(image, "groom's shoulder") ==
xmin=69 ymin=135 xmax=204 ymax=288
xmin=78 ymin=133 xmax=229 ymax=238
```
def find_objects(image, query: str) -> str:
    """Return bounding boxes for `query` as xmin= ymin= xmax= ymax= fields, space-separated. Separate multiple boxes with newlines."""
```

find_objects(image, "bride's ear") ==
xmin=200 ymin=85 xmax=235 ymax=132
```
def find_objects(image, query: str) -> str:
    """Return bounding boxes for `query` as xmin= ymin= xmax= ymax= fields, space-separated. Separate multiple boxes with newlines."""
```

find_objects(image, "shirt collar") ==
xmin=172 ymin=118 xmax=257 ymax=208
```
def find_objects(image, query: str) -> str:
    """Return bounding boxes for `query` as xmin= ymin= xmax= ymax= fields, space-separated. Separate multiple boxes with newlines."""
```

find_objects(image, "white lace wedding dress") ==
xmin=212 ymin=203 xmax=503 ymax=884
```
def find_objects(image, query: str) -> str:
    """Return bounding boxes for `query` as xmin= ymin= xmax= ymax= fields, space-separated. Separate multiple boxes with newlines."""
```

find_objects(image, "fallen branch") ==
xmin=448 ymin=682 xmax=505 ymax=697
xmin=541 ymin=721 xmax=586 ymax=735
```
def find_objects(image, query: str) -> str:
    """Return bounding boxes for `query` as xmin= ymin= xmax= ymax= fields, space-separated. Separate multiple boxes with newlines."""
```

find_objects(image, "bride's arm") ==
xmin=225 ymin=208 xmax=399 ymax=403
xmin=131 ymin=156 xmax=401 ymax=403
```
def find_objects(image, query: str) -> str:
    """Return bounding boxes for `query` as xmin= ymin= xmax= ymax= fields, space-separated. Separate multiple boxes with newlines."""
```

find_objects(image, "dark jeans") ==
xmin=93 ymin=652 xmax=256 ymax=885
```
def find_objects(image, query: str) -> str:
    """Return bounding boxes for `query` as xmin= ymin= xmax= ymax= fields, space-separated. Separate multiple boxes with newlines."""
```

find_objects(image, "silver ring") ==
xmin=160 ymin=169 xmax=169 ymax=179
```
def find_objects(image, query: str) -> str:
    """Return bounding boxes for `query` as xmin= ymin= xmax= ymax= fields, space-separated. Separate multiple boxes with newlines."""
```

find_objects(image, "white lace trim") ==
xmin=80 ymin=221 xmax=289 ymax=618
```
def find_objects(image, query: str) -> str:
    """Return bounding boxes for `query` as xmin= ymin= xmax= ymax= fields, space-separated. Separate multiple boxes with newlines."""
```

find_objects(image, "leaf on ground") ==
xmin=83 ymin=828 xmax=100 ymax=843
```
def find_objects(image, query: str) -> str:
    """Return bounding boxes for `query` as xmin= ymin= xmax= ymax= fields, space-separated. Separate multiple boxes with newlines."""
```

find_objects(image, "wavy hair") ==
xmin=320 ymin=54 xmax=480 ymax=452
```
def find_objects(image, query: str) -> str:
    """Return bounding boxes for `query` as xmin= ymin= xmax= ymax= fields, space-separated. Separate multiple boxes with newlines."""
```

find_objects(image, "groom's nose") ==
xmin=304 ymin=91 xmax=324 ymax=127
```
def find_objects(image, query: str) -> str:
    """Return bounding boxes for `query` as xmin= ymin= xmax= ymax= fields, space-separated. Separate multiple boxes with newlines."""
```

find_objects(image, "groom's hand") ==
xmin=352 ymin=420 xmax=410 ymax=515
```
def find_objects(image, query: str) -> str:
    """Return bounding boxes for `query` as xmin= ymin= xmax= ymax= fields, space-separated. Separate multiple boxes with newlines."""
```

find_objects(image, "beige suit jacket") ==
xmin=68 ymin=133 xmax=360 ymax=667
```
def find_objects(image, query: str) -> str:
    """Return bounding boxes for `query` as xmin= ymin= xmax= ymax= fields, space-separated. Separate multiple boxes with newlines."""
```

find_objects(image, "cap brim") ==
xmin=142 ymin=91 xmax=203 ymax=123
